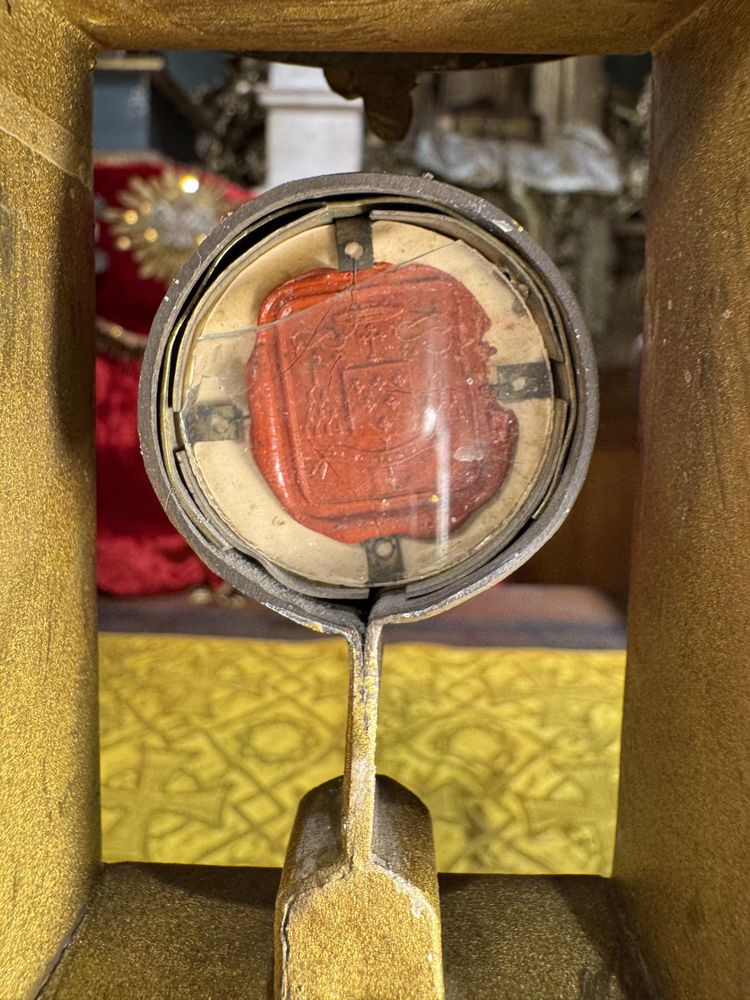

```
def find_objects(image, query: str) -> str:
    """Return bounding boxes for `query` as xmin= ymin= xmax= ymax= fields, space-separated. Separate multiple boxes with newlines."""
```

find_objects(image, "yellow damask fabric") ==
xmin=99 ymin=634 xmax=624 ymax=876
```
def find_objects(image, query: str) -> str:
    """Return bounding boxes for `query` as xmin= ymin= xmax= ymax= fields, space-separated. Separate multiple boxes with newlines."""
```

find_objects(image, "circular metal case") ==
xmin=139 ymin=173 xmax=597 ymax=635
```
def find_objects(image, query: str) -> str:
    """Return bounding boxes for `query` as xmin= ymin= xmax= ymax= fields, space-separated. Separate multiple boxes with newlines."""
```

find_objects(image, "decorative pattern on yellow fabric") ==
xmin=99 ymin=634 xmax=624 ymax=876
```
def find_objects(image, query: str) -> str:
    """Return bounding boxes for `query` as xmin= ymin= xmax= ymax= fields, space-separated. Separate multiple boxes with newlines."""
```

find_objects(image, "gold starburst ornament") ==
xmin=106 ymin=168 xmax=234 ymax=281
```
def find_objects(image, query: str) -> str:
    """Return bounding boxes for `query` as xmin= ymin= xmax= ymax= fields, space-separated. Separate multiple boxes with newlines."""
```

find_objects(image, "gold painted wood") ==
xmin=0 ymin=5 xmax=98 ymax=999
xmin=275 ymin=625 xmax=444 ymax=998
xmin=615 ymin=1 xmax=750 ymax=997
xmin=51 ymin=0 xmax=704 ymax=56
xmin=43 ymin=863 xmax=648 ymax=998
xmin=3 ymin=0 xmax=748 ymax=996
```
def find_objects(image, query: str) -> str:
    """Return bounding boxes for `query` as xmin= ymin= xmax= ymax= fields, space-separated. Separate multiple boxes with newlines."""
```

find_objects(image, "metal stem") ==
xmin=341 ymin=620 xmax=383 ymax=864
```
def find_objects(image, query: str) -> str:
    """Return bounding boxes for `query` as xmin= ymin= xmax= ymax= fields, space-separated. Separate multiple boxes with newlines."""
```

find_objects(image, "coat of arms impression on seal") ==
xmin=246 ymin=261 xmax=519 ymax=544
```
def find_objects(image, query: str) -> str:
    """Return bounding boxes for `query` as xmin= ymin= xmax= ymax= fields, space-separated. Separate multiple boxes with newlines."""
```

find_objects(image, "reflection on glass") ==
xmin=175 ymin=221 xmax=560 ymax=590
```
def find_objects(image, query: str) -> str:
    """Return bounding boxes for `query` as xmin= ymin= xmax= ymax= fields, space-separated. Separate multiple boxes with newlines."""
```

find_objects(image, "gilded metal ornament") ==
xmin=105 ymin=168 xmax=234 ymax=281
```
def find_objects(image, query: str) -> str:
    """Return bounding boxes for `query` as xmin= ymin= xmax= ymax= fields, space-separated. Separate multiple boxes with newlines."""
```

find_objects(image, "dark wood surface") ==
xmin=515 ymin=368 xmax=640 ymax=602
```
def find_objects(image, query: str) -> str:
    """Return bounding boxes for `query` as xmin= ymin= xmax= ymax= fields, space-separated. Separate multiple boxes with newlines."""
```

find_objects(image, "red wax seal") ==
xmin=246 ymin=262 xmax=518 ymax=543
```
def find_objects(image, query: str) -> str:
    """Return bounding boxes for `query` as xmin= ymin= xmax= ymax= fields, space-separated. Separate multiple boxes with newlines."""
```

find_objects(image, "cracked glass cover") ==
xmin=171 ymin=219 xmax=562 ymax=591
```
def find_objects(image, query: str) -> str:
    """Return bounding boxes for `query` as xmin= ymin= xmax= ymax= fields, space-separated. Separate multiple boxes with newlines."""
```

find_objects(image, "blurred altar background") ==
xmin=92 ymin=51 xmax=649 ymax=878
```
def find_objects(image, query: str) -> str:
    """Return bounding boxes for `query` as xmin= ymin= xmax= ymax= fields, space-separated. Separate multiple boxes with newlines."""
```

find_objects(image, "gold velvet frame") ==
xmin=1 ymin=1 xmax=748 ymax=997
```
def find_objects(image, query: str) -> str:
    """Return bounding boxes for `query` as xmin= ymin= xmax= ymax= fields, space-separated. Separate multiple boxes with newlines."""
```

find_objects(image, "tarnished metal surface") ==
xmin=139 ymin=172 xmax=597 ymax=631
